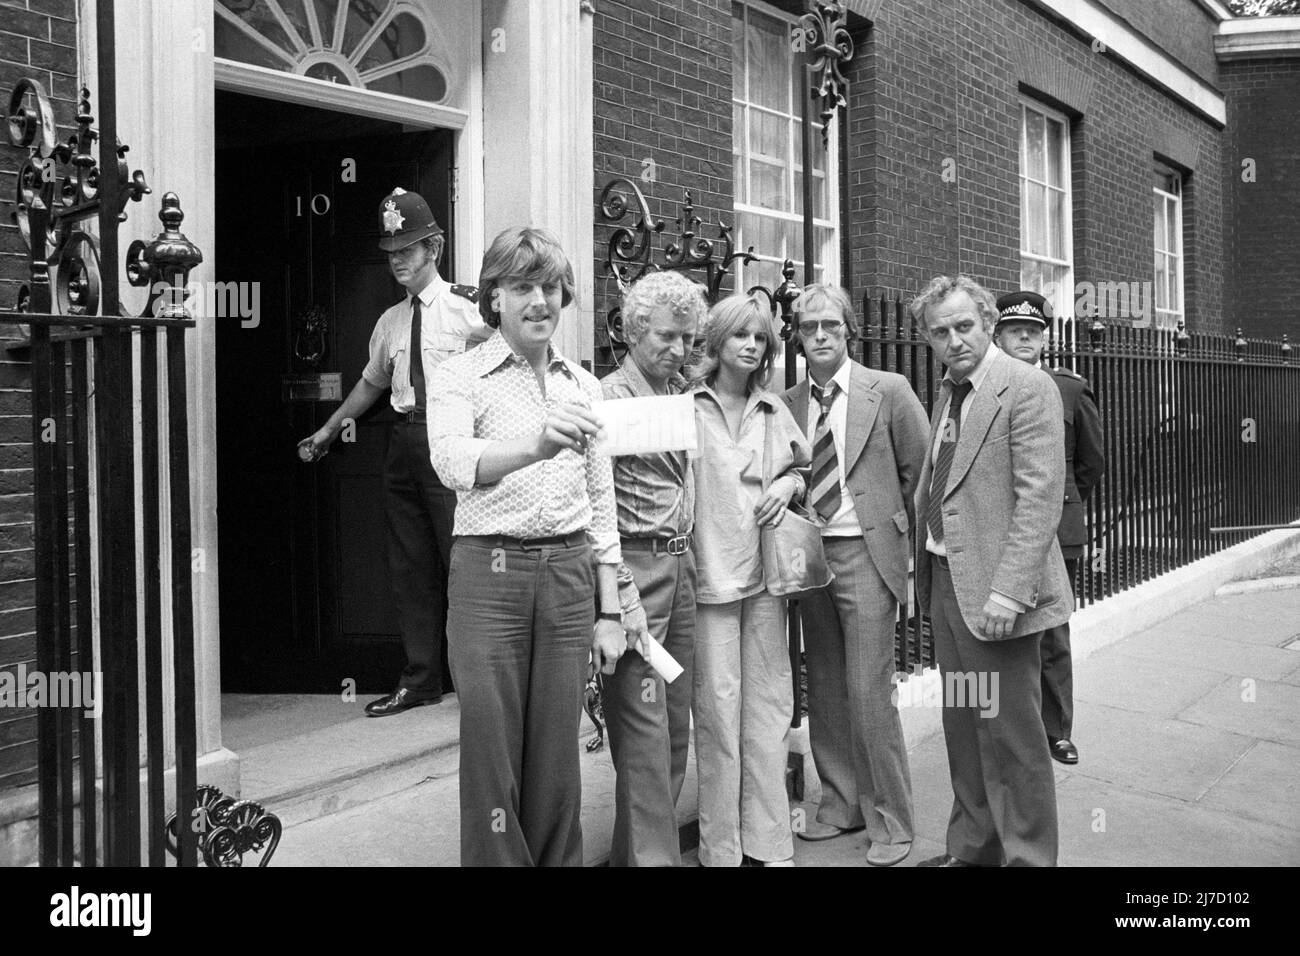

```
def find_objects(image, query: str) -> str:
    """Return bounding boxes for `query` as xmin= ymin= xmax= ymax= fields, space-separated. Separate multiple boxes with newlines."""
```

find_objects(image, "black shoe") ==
xmin=364 ymin=688 xmax=442 ymax=717
xmin=1048 ymin=736 xmax=1079 ymax=765
xmin=917 ymin=854 xmax=979 ymax=867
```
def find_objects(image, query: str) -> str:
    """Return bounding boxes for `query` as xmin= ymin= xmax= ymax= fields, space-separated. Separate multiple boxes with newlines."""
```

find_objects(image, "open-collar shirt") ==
xmin=427 ymin=330 xmax=621 ymax=565
xmin=362 ymin=273 xmax=490 ymax=412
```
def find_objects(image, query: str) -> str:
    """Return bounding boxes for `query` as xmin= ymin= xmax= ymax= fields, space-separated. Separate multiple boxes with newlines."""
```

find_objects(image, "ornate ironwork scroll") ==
xmin=599 ymin=177 xmax=757 ymax=356
xmin=796 ymin=1 xmax=855 ymax=143
xmin=8 ymin=83 xmax=151 ymax=320
xmin=164 ymin=784 xmax=283 ymax=867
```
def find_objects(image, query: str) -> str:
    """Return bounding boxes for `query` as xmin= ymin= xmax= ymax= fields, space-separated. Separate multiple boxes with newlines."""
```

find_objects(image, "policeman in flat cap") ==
xmin=298 ymin=187 xmax=490 ymax=717
xmin=994 ymin=290 xmax=1105 ymax=765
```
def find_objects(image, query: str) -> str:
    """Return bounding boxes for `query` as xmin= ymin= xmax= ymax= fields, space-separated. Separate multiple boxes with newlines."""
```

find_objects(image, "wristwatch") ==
xmin=598 ymin=612 xmax=622 ymax=623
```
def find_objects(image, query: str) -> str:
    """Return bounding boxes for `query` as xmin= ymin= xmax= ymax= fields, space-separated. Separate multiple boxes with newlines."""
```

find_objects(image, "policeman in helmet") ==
xmin=298 ymin=188 xmax=489 ymax=716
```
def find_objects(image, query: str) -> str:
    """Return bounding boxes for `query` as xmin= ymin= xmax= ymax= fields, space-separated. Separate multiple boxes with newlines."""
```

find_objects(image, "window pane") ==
xmin=1021 ymin=258 xmax=1040 ymax=294
xmin=367 ymin=65 xmax=446 ymax=102
xmin=1048 ymin=189 xmax=1065 ymax=259
xmin=357 ymin=11 xmax=426 ymax=72
xmin=732 ymin=10 xmax=746 ymax=99
xmin=1046 ymin=118 xmax=1063 ymax=187
xmin=749 ymin=109 xmax=785 ymax=162
xmin=1047 ymin=266 xmax=1069 ymax=319
xmin=747 ymin=9 xmax=789 ymax=112
xmin=1167 ymin=257 xmax=1179 ymax=310
xmin=218 ymin=0 xmax=296 ymax=53
xmin=1153 ymin=194 xmax=1165 ymax=252
xmin=1026 ymin=182 xmax=1046 ymax=254
xmin=745 ymin=257 xmax=785 ymax=293
xmin=1155 ymin=255 xmax=1168 ymax=309
xmin=1166 ymin=201 xmax=1178 ymax=256
xmin=751 ymin=160 xmax=786 ymax=211
xmin=1024 ymin=109 xmax=1045 ymax=181
xmin=793 ymin=168 xmax=827 ymax=218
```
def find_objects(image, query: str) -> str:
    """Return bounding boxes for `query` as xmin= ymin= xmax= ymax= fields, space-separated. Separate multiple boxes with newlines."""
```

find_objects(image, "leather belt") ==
xmin=400 ymin=409 xmax=427 ymax=424
xmin=457 ymin=531 xmax=587 ymax=550
xmin=621 ymin=533 xmax=692 ymax=557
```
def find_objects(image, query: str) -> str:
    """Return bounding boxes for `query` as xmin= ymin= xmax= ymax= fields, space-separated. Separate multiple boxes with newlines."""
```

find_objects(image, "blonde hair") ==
xmin=688 ymin=292 xmax=779 ymax=393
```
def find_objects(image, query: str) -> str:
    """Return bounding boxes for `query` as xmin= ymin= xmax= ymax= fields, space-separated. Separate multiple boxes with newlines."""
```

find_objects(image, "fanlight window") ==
xmin=215 ymin=0 xmax=449 ymax=103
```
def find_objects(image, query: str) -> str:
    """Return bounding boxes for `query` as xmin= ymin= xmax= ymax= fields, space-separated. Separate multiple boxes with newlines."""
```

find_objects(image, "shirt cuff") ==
xmin=431 ymin=437 xmax=491 ymax=491
xmin=989 ymin=590 xmax=1027 ymax=614
xmin=588 ymin=530 xmax=622 ymax=565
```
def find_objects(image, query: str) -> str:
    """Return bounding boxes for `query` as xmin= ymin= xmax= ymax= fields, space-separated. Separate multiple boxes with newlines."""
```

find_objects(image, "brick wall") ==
xmin=0 ymin=0 xmax=80 ymax=791
xmin=853 ymin=0 xmax=1225 ymax=331
xmin=1220 ymin=57 xmax=1300 ymax=342
xmin=591 ymin=0 xmax=735 ymax=376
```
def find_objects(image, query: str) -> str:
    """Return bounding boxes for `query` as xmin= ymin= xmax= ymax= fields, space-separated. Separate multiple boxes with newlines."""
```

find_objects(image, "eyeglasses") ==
xmin=797 ymin=319 xmax=846 ymax=337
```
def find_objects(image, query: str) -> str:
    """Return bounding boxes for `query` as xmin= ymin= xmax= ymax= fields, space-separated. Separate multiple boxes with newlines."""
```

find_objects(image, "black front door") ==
xmin=215 ymin=91 xmax=453 ymax=693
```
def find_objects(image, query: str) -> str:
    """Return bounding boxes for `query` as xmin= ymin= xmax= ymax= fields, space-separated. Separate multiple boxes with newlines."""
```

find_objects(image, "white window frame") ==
xmin=731 ymin=0 xmax=841 ymax=290
xmin=1018 ymin=96 xmax=1074 ymax=325
xmin=1153 ymin=166 xmax=1184 ymax=331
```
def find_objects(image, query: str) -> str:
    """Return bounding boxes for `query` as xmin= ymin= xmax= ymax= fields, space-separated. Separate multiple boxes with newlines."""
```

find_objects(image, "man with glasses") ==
xmin=297 ymin=187 xmax=489 ymax=717
xmin=779 ymin=283 xmax=929 ymax=866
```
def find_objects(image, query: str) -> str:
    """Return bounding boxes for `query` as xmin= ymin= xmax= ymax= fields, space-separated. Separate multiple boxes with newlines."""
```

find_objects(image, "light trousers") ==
xmin=693 ymin=590 xmax=793 ymax=866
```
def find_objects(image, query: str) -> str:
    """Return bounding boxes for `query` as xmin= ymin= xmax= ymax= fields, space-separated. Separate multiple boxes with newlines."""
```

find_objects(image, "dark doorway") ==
xmin=214 ymin=90 xmax=454 ymax=693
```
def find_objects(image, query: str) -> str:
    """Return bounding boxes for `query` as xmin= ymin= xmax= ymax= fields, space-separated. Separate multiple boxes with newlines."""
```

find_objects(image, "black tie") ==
xmin=409 ymin=296 xmax=425 ymax=411
xmin=926 ymin=380 xmax=973 ymax=546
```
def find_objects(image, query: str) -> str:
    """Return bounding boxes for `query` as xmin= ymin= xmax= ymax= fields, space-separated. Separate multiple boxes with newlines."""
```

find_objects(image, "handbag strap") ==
xmin=761 ymin=405 xmax=774 ymax=493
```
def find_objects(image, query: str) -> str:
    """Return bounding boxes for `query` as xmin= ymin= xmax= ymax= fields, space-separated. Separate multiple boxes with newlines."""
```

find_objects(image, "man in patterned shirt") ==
xmin=428 ymin=226 xmax=647 ymax=867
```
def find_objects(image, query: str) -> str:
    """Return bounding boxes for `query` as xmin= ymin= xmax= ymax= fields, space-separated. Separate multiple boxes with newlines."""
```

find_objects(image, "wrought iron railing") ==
xmin=856 ymin=293 xmax=1300 ymax=673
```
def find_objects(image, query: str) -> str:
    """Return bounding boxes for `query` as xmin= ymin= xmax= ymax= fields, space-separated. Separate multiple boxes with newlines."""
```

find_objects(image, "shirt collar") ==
xmin=695 ymin=380 xmax=779 ymax=416
xmin=411 ymin=273 xmax=448 ymax=310
xmin=943 ymin=341 xmax=1000 ymax=393
xmin=476 ymin=329 xmax=575 ymax=379
xmin=810 ymin=357 xmax=852 ymax=398
xmin=618 ymin=355 xmax=687 ymax=397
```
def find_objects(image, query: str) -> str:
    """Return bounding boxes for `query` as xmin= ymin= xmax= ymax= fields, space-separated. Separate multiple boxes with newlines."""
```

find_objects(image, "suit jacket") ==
xmin=914 ymin=348 xmax=1073 ymax=640
xmin=781 ymin=360 xmax=930 ymax=606
xmin=1050 ymin=367 xmax=1105 ymax=558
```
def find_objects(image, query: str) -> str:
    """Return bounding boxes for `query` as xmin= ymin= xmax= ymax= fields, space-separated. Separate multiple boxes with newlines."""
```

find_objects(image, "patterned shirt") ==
xmin=361 ymin=274 xmax=491 ymax=412
xmin=427 ymin=330 xmax=621 ymax=565
xmin=600 ymin=358 xmax=695 ymax=539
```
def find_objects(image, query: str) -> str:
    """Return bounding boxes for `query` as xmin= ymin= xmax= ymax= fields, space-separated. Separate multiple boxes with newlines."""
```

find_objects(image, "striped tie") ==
xmin=926 ymin=380 xmax=973 ymax=546
xmin=810 ymin=382 xmax=840 ymax=523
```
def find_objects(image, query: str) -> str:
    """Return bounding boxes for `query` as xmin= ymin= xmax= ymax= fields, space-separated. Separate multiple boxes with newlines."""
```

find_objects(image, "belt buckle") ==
xmin=665 ymin=534 xmax=689 ymax=556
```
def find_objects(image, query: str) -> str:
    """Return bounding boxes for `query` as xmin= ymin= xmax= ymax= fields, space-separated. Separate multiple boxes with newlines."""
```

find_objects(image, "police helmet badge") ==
xmin=382 ymin=199 xmax=405 ymax=235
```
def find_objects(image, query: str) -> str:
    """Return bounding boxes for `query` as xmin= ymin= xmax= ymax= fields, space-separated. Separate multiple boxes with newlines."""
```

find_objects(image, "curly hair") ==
xmin=908 ymin=274 xmax=998 ymax=332
xmin=477 ymin=226 xmax=576 ymax=328
xmin=621 ymin=271 xmax=709 ymax=344
xmin=686 ymin=292 xmax=779 ymax=393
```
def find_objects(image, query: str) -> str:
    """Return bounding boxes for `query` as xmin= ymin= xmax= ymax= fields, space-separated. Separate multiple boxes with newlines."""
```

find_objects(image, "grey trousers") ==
xmin=929 ymin=557 xmax=1058 ymax=867
xmin=447 ymin=537 xmax=594 ymax=867
xmin=1040 ymin=557 xmax=1077 ymax=740
xmin=602 ymin=546 xmax=696 ymax=867
xmin=800 ymin=537 xmax=914 ymax=847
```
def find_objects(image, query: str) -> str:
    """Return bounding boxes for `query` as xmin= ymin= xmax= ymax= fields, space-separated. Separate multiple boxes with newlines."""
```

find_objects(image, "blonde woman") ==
xmin=689 ymin=292 xmax=811 ymax=867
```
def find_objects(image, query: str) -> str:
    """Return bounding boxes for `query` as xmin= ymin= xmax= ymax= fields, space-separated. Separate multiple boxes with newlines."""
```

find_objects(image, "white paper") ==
xmin=591 ymin=395 xmax=697 ymax=457
xmin=641 ymin=638 xmax=684 ymax=684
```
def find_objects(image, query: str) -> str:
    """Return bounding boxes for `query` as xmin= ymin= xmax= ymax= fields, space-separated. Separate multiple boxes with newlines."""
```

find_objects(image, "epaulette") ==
xmin=450 ymin=284 xmax=480 ymax=304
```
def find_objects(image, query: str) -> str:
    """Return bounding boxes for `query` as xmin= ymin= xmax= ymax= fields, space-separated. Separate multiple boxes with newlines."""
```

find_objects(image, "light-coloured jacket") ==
xmin=692 ymin=385 xmax=811 ymax=604
xmin=781 ymin=361 xmax=929 ymax=606
xmin=914 ymin=350 xmax=1073 ymax=639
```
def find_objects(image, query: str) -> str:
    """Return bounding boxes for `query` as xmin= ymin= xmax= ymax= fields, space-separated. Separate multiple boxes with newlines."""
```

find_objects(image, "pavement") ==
xmin=225 ymin=564 xmax=1300 ymax=868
